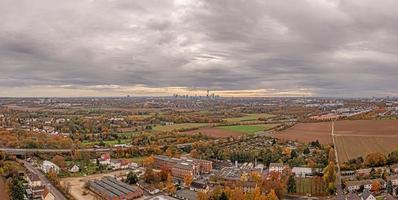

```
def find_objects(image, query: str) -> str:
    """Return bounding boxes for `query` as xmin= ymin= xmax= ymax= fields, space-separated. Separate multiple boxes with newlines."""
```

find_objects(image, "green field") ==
xmin=152 ymin=123 xmax=209 ymax=132
xmin=217 ymin=124 xmax=279 ymax=134
xmin=82 ymin=139 xmax=131 ymax=146
xmin=224 ymin=113 xmax=274 ymax=123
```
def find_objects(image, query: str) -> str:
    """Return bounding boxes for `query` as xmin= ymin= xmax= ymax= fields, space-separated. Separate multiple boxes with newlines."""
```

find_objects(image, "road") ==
xmin=20 ymin=159 xmax=68 ymax=200
xmin=0 ymin=148 xmax=113 ymax=155
xmin=331 ymin=121 xmax=345 ymax=200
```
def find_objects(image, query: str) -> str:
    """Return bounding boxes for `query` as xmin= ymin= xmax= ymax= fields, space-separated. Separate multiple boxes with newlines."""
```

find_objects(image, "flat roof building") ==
xmin=88 ymin=177 xmax=143 ymax=200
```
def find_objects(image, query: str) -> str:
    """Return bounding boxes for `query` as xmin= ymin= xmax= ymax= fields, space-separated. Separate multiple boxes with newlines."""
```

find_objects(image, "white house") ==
xmin=269 ymin=163 xmax=284 ymax=173
xmin=69 ymin=164 xmax=80 ymax=173
xmin=111 ymin=159 xmax=130 ymax=170
xmin=292 ymin=167 xmax=313 ymax=177
xmin=42 ymin=160 xmax=60 ymax=174
xmin=346 ymin=179 xmax=385 ymax=192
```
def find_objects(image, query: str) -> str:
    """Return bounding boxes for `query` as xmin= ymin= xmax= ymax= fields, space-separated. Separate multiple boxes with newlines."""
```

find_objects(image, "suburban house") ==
xmin=42 ymin=186 xmax=55 ymax=200
xmin=269 ymin=163 xmax=284 ymax=173
xmin=41 ymin=160 xmax=60 ymax=174
xmin=346 ymin=179 xmax=385 ymax=192
xmin=190 ymin=181 xmax=209 ymax=192
xmin=26 ymin=173 xmax=45 ymax=200
xmin=69 ymin=164 xmax=80 ymax=173
xmin=360 ymin=189 xmax=376 ymax=200
xmin=387 ymin=174 xmax=398 ymax=187
xmin=111 ymin=159 xmax=130 ymax=170
xmin=99 ymin=153 xmax=111 ymax=166
xmin=292 ymin=167 xmax=313 ymax=177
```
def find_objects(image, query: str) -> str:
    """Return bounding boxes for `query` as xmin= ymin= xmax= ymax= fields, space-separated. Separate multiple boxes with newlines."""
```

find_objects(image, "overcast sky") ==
xmin=1 ymin=0 xmax=398 ymax=97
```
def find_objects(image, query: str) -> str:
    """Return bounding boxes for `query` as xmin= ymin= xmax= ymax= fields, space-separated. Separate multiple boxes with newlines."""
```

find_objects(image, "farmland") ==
xmin=224 ymin=113 xmax=274 ymax=123
xmin=152 ymin=123 xmax=209 ymax=132
xmin=0 ymin=178 xmax=9 ymax=200
xmin=273 ymin=122 xmax=332 ymax=144
xmin=217 ymin=124 xmax=279 ymax=134
xmin=181 ymin=127 xmax=243 ymax=138
xmin=274 ymin=120 xmax=398 ymax=163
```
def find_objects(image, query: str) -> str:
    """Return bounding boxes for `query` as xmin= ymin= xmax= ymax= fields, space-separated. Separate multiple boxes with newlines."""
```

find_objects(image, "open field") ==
xmin=217 ymin=124 xmax=279 ymax=134
xmin=224 ymin=113 xmax=274 ymax=123
xmin=61 ymin=170 xmax=130 ymax=200
xmin=152 ymin=123 xmax=209 ymax=132
xmin=274 ymin=120 xmax=398 ymax=163
xmin=182 ymin=127 xmax=243 ymax=138
xmin=335 ymin=136 xmax=398 ymax=163
xmin=273 ymin=122 xmax=332 ymax=144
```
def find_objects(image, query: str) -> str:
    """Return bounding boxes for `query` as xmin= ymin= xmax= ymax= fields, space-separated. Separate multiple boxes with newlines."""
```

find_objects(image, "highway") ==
xmin=20 ymin=159 xmax=68 ymax=200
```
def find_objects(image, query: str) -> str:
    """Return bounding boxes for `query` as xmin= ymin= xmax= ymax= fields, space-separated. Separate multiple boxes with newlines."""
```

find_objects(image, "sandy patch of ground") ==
xmin=60 ymin=170 xmax=130 ymax=200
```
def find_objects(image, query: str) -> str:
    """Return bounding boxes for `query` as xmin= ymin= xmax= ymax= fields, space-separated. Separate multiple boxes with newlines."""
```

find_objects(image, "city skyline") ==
xmin=1 ymin=0 xmax=398 ymax=97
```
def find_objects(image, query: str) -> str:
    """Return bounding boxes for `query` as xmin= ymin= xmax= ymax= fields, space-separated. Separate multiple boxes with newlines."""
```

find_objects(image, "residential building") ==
xmin=346 ymin=179 xmax=385 ymax=192
xmin=292 ymin=167 xmax=313 ymax=177
xmin=69 ymin=164 xmax=80 ymax=173
xmin=99 ymin=153 xmax=111 ymax=166
xmin=360 ymin=189 xmax=376 ymax=200
xmin=41 ymin=160 xmax=60 ymax=174
xmin=387 ymin=174 xmax=398 ymax=187
xmin=42 ymin=186 xmax=55 ymax=200
xmin=153 ymin=155 xmax=211 ymax=179
xmin=269 ymin=163 xmax=284 ymax=173
xmin=26 ymin=173 xmax=44 ymax=200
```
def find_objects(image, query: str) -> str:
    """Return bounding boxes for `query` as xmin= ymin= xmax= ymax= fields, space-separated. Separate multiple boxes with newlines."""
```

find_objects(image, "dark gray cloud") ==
xmin=1 ymin=0 xmax=398 ymax=97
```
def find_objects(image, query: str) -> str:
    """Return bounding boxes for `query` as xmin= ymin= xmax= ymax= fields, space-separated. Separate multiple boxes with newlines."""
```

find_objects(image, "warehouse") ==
xmin=88 ymin=177 xmax=143 ymax=200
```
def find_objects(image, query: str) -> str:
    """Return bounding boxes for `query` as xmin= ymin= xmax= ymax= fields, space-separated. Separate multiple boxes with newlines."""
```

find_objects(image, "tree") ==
xmin=387 ymin=180 xmax=393 ymax=195
xmin=387 ymin=150 xmax=398 ymax=164
xmin=328 ymin=147 xmax=336 ymax=163
xmin=365 ymin=153 xmax=387 ymax=167
xmin=0 ymin=151 xmax=5 ymax=161
xmin=287 ymin=175 xmax=296 ymax=194
xmin=52 ymin=155 xmax=67 ymax=170
xmin=183 ymin=174 xmax=193 ymax=187
xmin=10 ymin=178 xmax=25 ymax=200
xmin=219 ymin=191 xmax=228 ymax=200
xmin=371 ymin=180 xmax=381 ymax=192
xmin=126 ymin=171 xmax=139 ymax=184
xmin=144 ymin=168 xmax=155 ymax=183
xmin=48 ymin=169 xmax=59 ymax=183
xmin=303 ymin=147 xmax=310 ymax=155
xmin=266 ymin=189 xmax=279 ymax=200
xmin=165 ymin=173 xmax=176 ymax=195
xmin=143 ymin=156 xmax=155 ymax=168
xmin=323 ymin=161 xmax=336 ymax=194
xmin=198 ymin=191 xmax=209 ymax=200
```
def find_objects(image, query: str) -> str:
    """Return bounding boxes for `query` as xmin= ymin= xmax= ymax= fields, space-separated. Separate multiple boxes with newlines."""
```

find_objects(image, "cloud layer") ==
xmin=1 ymin=0 xmax=398 ymax=97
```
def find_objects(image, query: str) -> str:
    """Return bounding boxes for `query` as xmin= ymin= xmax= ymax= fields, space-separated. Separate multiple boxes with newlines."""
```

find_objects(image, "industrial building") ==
xmin=88 ymin=177 xmax=143 ymax=200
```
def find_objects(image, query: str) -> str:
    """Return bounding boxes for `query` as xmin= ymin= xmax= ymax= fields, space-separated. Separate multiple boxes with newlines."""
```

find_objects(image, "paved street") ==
xmin=20 ymin=159 xmax=68 ymax=200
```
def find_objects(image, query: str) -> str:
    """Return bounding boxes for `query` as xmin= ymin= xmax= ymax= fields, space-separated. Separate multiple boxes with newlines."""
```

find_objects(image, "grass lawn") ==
xmin=217 ymin=124 xmax=279 ymax=134
xmin=127 ymin=156 xmax=146 ymax=163
xmin=152 ymin=123 xmax=209 ymax=132
xmin=224 ymin=113 xmax=274 ymax=123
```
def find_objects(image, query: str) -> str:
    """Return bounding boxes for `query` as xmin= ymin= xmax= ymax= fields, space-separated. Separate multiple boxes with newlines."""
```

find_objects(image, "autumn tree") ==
xmin=10 ymin=178 xmax=25 ymax=200
xmin=165 ymin=173 xmax=176 ymax=195
xmin=184 ymin=174 xmax=193 ymax=187
xmin=144 ymin=168 xmax=155 ymax=183
xmin=143 ymin=155 xmax=155 ymax=168
xmin=52 ymin=155 xmax=67 ymax=170
xmin=365 ymin=153 xmax=387 ymax=167
xmin=387 ymin=180 xmax=393 ymax=195
xmin=328 ymin=147 xmax=336 ymax=163
xmin=323 ymin=161 xmax=336 ymax=194
xmin=219 ymin=191 xmax=228 ymax=200
xmin=198 ymin=191 xmax=209 ymax=200
xmin=371 ymin=180 xmax=381 ymax=192
xmin=266 ymin=189 xmax=279 ymax=200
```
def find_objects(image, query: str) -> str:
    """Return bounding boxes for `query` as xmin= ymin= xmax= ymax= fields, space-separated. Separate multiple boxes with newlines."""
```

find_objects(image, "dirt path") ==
xmin=0 ymin=177 xmax=10 ymax=200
